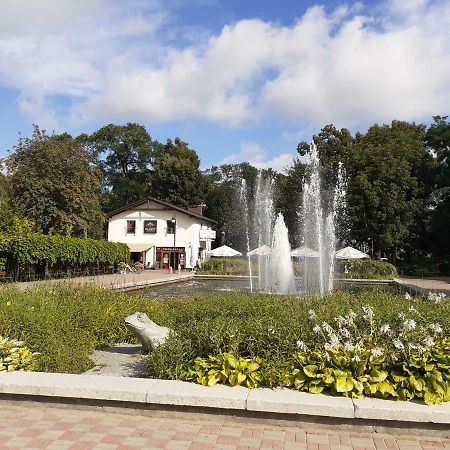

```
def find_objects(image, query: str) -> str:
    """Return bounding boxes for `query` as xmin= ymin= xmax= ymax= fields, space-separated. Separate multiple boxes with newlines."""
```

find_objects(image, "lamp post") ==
xmin=171 ymin=216 xmax=176 ymax=272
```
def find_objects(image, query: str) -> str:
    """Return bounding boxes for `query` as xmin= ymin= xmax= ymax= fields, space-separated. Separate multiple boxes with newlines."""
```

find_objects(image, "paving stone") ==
xmin=0 ymin=402 xmax=448 ymax=449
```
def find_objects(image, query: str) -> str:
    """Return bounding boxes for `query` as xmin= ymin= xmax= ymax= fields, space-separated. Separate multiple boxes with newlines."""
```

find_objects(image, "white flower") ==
xmin=313 ymin=325 xmax=321 ymax=334
xmin=308 ymin=309 xmax=317 ymax=320
xmin=424 ymin=337 xmax=435 ymax=347
xmin=328 ymin=333 xmax=339 ymax=348
xmin=296 ymin=340 xmax=307 ymax=351
xmin=408 ymin=305 xmax=416 ymax=312
xmin=351 ymin=355 xmax=361 ymax=362
xmin=362 ymin=305 xmax=374 ymax=321
xmin=371 ymin=348 xmax=383 ymax=357
xmin=344 ymin=342 xmax=355 ymax=351
xmin=321 ymin=322 xmax=334 ymax=334
xmin=340 ymin=328 xmax=350 ymax=339
xmin=428 ymin=292 xmax=446 ymax=304
xmin=393 ymin=338 xmax=404 ymax=350
xmin=267 ymin=326 xmax=275 ymax=334
xmin=404 ymin=292 xmax=412 ymax=300
xmin=403 ymin=319 xmax=416 ymax=331
xmin=380 ymin=324 xmax=391 ymax=334
xmin=430 ymin=323 xmax=443 ymax=333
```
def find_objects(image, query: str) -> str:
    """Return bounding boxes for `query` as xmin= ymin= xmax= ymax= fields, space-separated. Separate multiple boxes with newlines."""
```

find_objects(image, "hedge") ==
xmin=0 ymin=232 xmax=129 ymax=280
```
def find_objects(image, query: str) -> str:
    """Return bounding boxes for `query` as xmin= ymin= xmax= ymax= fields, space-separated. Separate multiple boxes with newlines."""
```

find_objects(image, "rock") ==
xmin=125 ymin=312 xmax=172 ymax=353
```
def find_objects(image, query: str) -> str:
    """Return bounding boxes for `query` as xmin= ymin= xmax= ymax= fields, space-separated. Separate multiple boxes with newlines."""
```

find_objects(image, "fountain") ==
xmin=239 ymin=142 xmax=346 ymax=296
xmin=301 ymin=143 xmax=346 ymax=295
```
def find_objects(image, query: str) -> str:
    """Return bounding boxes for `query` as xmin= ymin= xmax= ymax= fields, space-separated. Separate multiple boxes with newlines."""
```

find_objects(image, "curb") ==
xmin=1 ymin=372 xmax=449 ymax=428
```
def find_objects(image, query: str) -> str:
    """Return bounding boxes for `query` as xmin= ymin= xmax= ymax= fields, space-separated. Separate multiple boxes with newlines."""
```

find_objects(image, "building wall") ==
xmin=107 ymin=201 xmax=214 ymax=268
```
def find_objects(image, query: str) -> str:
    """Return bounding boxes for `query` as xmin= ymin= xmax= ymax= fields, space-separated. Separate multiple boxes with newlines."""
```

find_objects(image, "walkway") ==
xmin=0 ymin=402 xmax=448 ymax=450
xmin=13 ymin=270 xmax=194 ymax=291
xmin=399 ymin=277 xmax=450 ymax=296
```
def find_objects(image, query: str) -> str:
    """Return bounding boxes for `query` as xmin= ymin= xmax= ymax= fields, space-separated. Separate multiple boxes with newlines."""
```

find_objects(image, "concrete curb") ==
xmin=1 ymin=372 xmax=449 ymax=426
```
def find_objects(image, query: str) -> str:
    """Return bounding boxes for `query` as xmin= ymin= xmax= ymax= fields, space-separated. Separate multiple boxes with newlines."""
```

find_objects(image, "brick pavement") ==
xmin=0 ymin=403 xmax=449 ymax=450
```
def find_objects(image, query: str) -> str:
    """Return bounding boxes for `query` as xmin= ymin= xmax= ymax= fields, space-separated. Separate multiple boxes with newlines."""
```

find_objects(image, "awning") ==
xmin=127 ymin=243 xmax=154 ymax=253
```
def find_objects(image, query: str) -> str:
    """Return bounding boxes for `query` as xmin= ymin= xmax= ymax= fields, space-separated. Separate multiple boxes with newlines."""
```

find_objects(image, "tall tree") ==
xmin=0 ymin=171 xmax=12 ymax=231
xmin=7 ymin=126 xmax=103 ymax=237
xmin=348 ymin=121 xmax=434 ymax=261
xmin=151 ymin=138 xmax=208 ymax=207
xmin=425 ymin=116 xmax=450 ymax=257
xmin=274 ymin=158 xmax=306 ymax=247
xmin=88 ymin=123 xmax=156 ymax=211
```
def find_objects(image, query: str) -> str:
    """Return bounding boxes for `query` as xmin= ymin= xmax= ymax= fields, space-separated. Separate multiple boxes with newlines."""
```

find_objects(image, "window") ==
xmin=126 ymin=220 xmax=136 ymax=234
xmin=144 ymin=220 xmax=157 ymax=234
xmin=166 ymin=220 xmax=175 ymax=234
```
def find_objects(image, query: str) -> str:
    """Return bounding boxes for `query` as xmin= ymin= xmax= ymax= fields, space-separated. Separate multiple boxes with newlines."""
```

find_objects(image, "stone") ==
xmin=146 ymin=379 xmax=249 ymax=409
xmin=247 ymin=388 xmax=354 ymax=418
xmin=353 ymin=397 xmax=450 ymax=424
xmin=125 ymin=312 xmax=172 ymax=352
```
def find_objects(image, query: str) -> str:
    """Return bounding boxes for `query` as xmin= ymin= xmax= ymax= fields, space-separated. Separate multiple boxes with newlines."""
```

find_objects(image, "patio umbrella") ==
xmin=335 ymin=246 xmax=369 ymax=259
xmin=247 ymin=245 xmax=271 ymax=257
xmin=208 ymin=245 xmax=242 ymax=257
xmin=291 ymin=246 xmax=320 ymax=258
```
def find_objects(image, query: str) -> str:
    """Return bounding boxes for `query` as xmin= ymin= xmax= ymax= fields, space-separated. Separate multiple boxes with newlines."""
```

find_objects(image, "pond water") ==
xmin=136 ymin=277 xmax=399 ymax=301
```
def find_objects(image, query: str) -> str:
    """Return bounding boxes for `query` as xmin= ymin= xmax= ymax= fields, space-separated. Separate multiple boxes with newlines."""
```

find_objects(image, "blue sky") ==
xmin=0 ymin=0 xmax=449 ymax=171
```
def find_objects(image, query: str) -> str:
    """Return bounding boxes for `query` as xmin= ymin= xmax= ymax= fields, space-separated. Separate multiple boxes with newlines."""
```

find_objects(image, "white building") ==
xmin=107 ymin=197 xmax=216 ymax=269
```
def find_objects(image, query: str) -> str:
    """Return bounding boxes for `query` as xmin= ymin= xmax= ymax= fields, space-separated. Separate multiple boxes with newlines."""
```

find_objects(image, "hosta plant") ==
xmin=181 ymin=353 xmax=263 ymax=388
xmin=0 ymin=336 xmax=39 ymax=372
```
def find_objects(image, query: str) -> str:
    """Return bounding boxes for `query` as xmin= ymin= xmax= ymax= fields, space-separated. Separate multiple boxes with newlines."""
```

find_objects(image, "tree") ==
xmin=0 ymin=171 xmax=13 ymax=231
xmin=7 ymin=126 xmax=103 ymax=237
xmin=88 ymin=123 xmax=156 ymax=211
xmin=348 ymin=121 xmax=434 ymax=261
xmin=425 ymin=116 xmax=450 ymax=257
xmin=151 ymin=138 xmax=208 ymax=207
xmin=274 ymin=158 xmax=306 ymax=247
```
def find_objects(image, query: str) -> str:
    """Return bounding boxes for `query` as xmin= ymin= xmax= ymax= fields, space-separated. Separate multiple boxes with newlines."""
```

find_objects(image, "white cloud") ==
xmin=220 ymin=142 xmax=295 ymax=172
xmin=0 ymin=0 xmax=449 ymax=130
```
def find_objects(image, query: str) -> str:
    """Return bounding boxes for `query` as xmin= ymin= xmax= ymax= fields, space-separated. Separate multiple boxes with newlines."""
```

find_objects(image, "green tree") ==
xmin=425 ymin=116 xmax=450 ymax=257
xmin=7 ymin=126 xmax=103 ymax=237
xmin=348 ymin=121 xmax=434 ymax=261
xmin=88 ymin=123 xmax=156 ymax=211
xmin=274 ymin=158 xmax=306 ymax=247
xmin=151 ymin=138 xmax=208 ymax=207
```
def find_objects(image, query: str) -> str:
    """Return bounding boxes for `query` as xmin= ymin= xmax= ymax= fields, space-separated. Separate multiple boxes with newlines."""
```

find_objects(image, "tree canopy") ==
xmin=7 ymin=126 xmax=103 ymax=237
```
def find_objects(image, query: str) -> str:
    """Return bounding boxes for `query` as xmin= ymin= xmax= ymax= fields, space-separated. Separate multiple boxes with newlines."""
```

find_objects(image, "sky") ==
xmin=0 ymin=0 xmax=449 ymax=172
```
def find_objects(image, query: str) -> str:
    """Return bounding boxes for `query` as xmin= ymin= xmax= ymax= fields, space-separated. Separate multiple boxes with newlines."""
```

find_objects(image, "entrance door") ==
xmin=162 ymin=252 xmax=170 ymax=269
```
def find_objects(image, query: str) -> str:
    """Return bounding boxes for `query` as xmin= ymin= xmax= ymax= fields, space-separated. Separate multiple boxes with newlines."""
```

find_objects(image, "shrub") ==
xmin=0 ymin=284 xmax=154 ymax=373
xmin=199 ymin=258 xmax=249 ymax=275
xmin=0 ymin=335 xmax=39 ymax=371
xmin=146 ymin=289 xmax=450 ymax=404
xmin=337 ymin=259 xmax=398 ymax=279
xmin=0 ymin=232 xmax=129 ymax=281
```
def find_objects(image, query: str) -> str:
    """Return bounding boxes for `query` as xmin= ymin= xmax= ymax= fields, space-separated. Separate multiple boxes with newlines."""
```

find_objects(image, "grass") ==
xmin=1 ymin=283 xmax=448 ymax=384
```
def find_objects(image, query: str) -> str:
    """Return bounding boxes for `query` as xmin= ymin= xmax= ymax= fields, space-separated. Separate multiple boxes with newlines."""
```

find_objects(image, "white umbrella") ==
xmin=247 ymin=245 xmax=271 ymax=257
xmin=208 ymin=245 xmax=242 ymax=257
xmin=291 ymin=246 xmax=320 ymax=258
xmin=335 ymin=246 xmax=369 ymax=259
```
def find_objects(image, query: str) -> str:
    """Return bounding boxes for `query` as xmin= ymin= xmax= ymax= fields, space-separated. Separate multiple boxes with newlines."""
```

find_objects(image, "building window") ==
xmin=126 ymin=220 xmax=136 ymax=234
xmin=166 ymin=220 xmax=175 ymax=234
xmin=144 ymin=220 xmax=157 ymax=234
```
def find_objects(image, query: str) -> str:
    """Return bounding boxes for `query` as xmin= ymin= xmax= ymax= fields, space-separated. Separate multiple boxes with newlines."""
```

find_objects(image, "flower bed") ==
xmin=1 ymin=283 xmax=448 ymax=404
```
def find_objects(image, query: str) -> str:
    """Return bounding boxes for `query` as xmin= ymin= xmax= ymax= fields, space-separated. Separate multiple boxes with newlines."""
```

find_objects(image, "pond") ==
xmin=136 ymin=277 xmax=400 ymax=300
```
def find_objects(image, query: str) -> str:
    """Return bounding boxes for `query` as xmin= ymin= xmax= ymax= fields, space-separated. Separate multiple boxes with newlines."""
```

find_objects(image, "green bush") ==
xmin=199 ymin=258 xmax=249 ymax=275
xmin=0 ymin=232 xmax=129 ymax=280
xmin=146 ymin=289 xmax=450 ymax=404
xmin=0 ymin=284 xmax=155 ymax=373
xmin=337 ymin=259 xmax=398 ymax=279
xmin=0 ymin=335 xmax=39 ymax=371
